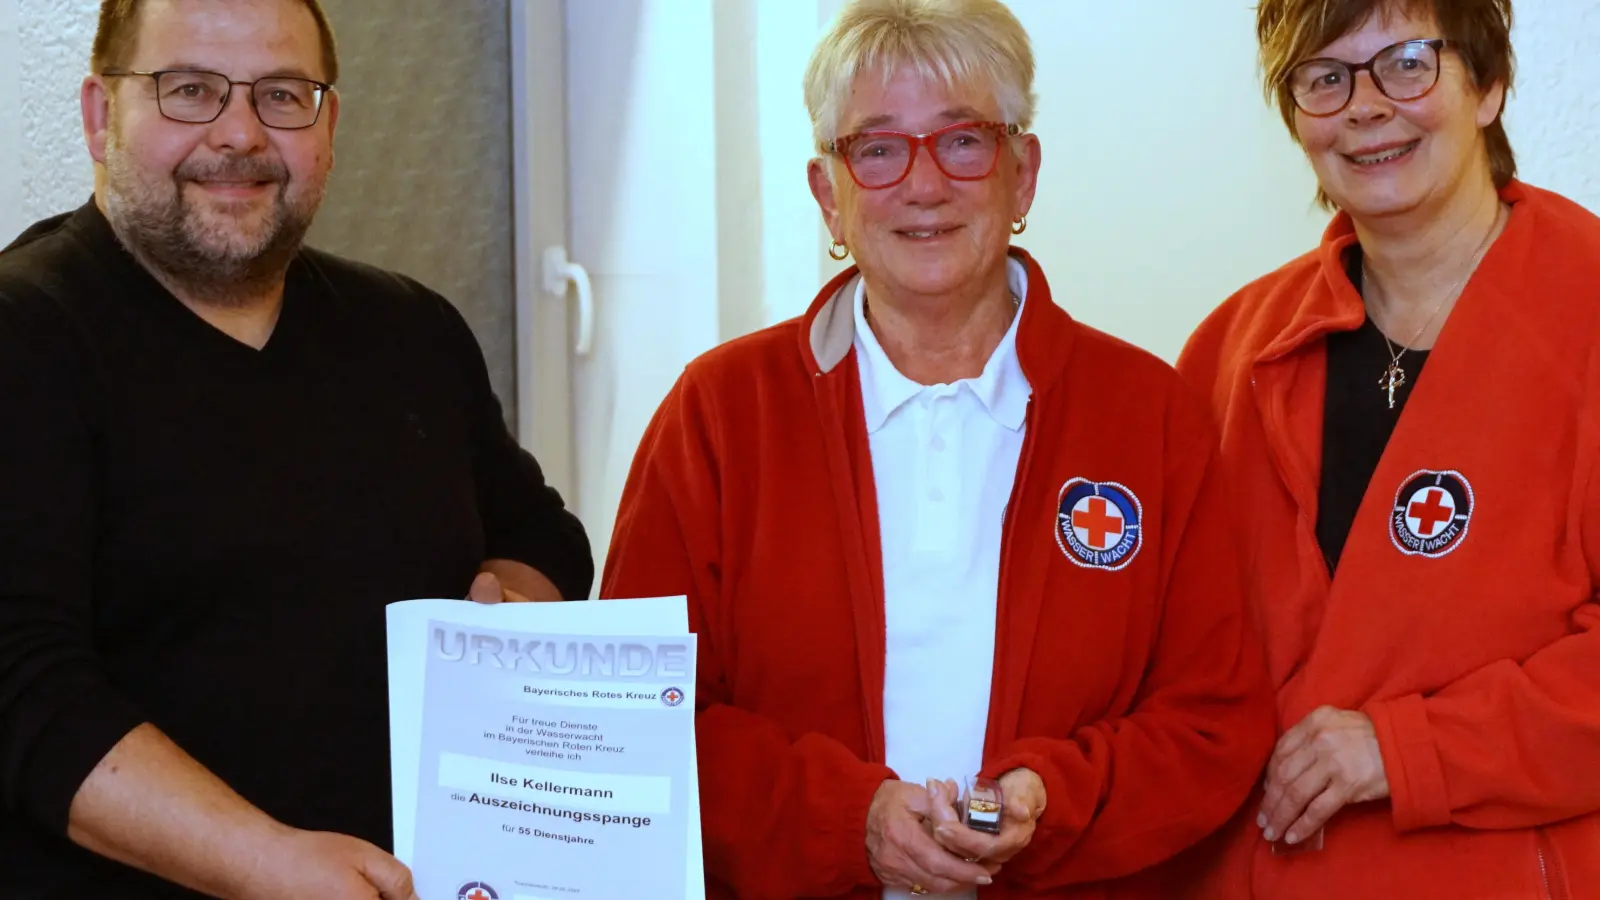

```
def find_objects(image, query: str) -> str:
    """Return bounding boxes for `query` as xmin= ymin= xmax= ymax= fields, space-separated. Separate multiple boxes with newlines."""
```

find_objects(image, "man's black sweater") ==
xmin=0 ymin=201 xmax=593 ymax=897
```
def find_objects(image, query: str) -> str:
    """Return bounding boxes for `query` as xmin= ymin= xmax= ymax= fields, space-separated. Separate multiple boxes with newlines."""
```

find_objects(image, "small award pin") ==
xmin=962 ymin=777 xmax=1003 ymax=835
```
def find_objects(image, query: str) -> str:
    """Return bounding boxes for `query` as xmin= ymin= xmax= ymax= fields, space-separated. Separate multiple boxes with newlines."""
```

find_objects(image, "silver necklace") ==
xmin=1367 ymin=207 xmax=1504 ymax=409
xmin=1370 ymin=278 xmax=1450 ymax=410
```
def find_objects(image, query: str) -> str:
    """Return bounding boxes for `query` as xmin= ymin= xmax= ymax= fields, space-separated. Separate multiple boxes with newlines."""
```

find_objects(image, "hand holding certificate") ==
xmin=387 ymin=597 xmax=702 ymax=900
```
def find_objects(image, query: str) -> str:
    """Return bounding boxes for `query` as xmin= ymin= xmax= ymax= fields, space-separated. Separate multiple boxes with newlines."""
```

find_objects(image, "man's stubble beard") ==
xmin=102 ymin=127 xmax=327 ymax=308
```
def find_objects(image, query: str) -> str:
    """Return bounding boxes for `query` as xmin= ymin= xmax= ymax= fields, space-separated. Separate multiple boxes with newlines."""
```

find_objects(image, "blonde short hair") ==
xmin=804 ymin=0 xmax=1036 ymax=149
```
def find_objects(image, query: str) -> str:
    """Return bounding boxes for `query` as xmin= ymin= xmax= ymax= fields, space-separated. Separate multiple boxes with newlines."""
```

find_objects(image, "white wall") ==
xmin=962 ymin=0 xmax=1329 ymax=362
xmin=1503 ymin=1 xmax=1600 ymax=212
xmin=2 ymin=0 xmax=97 ymax=244
xmin=559 ymin=0 xmax=1600 ymax=583
xmin=564 ymin=0 xmax=726 ymax=570
xmin=559 ymin=0 xmax=1600 ymax=584
xmin=752 ymin=0 xmax=836 ymax=328
xmin=795 ymin=0 xmax=1600 ymax=362
xmin=0 ymin=0 xmax=22 ymax=244
xmin=7 ymin=0 xmax=1594 ymax=316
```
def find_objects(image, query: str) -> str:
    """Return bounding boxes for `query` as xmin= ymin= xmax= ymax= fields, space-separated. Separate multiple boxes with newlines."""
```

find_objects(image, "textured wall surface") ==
xmin=15 ymin=0 xmax=97 ymax=227
xmin=2 ymin=0 xmax=1593 ymax=404
xmin=0 ymin=0 xmax=24 ymax=244
xmin=1504 ymin=2 xmax=1600 ymax=212
xmin=311 ymin=0 xmax=517 ymax=419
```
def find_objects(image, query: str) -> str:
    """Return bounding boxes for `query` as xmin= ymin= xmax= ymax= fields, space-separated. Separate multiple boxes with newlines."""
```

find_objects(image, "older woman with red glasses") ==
xmin=600 ymin=1 xmax=1274 ymax=898
xmin=1173 ymin=0 xmax=1600 ymax=897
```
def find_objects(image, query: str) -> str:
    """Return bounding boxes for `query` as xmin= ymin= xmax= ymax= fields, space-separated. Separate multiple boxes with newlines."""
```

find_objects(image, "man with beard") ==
xmin=0 ymin=1 xmax=592 ymax=898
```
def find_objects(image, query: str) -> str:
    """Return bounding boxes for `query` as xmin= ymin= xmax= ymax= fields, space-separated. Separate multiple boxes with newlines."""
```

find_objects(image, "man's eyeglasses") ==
xmin=1287 ymin=39 xmax=1450 ymax=117
xmin=101 ymin=69 xmax=333 ymax=130
xmin=823 ymin=121 xmax=1021 ymax=190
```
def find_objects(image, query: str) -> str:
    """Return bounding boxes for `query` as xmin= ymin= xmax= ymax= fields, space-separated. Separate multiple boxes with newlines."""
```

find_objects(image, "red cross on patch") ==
xmin=1072 ymin=496 xmax=1124 ymax=550
xmin=1406 ymin=488 xmax=1455 ymax=538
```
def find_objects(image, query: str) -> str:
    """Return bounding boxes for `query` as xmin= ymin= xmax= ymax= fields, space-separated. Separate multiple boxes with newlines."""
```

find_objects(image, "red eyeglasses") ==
xmin=823 ymin=121 xmax=1021 ymax=190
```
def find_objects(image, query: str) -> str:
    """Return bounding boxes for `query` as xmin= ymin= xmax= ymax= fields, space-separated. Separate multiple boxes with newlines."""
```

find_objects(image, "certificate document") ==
xmin=387 ymin=598 xmax=702 ymax=900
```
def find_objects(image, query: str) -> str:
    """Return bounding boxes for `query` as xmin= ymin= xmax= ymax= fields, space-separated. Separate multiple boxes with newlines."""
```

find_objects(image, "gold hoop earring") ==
xmin=828 ymin=239 xmax=850 ymax=260
xmin=1011 ymin=216 xmax=1027 ymax=235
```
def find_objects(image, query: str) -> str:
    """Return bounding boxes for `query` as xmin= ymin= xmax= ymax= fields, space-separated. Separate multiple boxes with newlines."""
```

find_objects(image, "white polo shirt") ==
xmin=853 ymin=259 xmax=1032 ymax=900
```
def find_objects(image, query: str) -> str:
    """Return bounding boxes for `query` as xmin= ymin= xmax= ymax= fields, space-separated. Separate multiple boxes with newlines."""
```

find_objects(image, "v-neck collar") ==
xmin=1246 ymin=182 xmax=1536 ymax=594
xmin=68 ymin=198 xmax=310 ymax=360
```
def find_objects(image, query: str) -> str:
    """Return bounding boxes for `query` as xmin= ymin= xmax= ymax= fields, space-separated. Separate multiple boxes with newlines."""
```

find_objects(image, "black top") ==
xmin=1316 ymin=245 xmax=1430 ymax=570
xmin=0 ymin=201 xmax=593 ymax=897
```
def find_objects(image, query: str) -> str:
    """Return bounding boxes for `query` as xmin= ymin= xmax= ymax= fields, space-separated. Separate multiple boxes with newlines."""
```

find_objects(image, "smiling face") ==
xmin=1291 ymin=7 xmax=1503 ymax=221
xmin=808 ymin=67 xmax=1040 ymax=302
xmin=85 ymin=0 xmax=339 ymax=298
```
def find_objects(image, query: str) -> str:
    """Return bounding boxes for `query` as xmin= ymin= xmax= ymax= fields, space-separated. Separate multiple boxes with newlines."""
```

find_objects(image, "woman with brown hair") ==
xmin=1174 ymin=0 xmax=1600 ymax=897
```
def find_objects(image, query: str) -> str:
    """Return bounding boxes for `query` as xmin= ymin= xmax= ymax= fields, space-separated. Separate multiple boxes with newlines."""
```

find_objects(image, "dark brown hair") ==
xmin=92 ymin=0 xmax=339 ymax=84
xmin=1256 ymin=0 xmax=1516 ymax=209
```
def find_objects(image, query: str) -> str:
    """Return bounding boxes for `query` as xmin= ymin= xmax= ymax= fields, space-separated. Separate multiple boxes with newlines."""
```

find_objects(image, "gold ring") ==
xmin=910 ymin=886 xmax=928 ymax=896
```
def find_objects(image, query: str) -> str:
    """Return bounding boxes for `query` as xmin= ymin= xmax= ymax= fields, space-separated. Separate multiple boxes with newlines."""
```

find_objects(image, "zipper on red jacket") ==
xmin=1537 ymin=828 xmax=1569 ymax=900
xmin=987 ymin=396 xmax=1036 ymax=755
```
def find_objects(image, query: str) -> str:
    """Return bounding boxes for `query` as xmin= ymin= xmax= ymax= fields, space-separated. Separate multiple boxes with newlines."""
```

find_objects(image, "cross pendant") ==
xmin=1380 ymin=363 xmax=1406 ymax=409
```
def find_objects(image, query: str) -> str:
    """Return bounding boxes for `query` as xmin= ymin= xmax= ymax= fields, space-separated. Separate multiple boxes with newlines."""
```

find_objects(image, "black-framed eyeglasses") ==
xmin=101 ymin=69 xmax=333 ymax=130
xmin=1287 ymin=39 xmax=1449 ymax=117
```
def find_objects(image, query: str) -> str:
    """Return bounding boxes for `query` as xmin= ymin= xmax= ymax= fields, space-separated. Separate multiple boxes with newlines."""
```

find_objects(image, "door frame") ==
xmin=510 ymin=0 xmax=577 ymax=501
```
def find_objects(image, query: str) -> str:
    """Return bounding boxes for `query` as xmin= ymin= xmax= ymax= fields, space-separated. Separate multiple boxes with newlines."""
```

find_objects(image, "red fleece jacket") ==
xmin=1170 ymin=180 xmax=1600 ymax=900
xmin=601 ymin=249 xmax=1275 ymax=899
